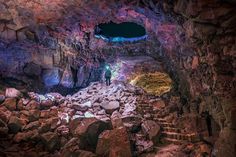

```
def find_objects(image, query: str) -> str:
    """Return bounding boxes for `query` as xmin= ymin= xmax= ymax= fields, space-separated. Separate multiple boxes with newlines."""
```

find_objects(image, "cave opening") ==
xmin=94 ymin=21 xmax=147 ymax=42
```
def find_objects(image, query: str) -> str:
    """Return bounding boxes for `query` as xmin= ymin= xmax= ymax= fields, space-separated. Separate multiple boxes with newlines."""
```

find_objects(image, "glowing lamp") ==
xmin=105 ymin=65 xmax=110 ymax=70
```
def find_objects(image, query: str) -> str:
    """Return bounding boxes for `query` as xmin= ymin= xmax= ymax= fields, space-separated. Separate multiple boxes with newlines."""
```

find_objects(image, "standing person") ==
xmin=105 ymin=65 xmax=112 ymax=86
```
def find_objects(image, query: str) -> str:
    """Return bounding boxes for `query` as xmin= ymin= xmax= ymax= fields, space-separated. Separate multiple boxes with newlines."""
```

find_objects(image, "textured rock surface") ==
xmin=0 ymin=0 xmax=235 ymax=156
xmin=96 ymin=127 xmax=132 ymax=157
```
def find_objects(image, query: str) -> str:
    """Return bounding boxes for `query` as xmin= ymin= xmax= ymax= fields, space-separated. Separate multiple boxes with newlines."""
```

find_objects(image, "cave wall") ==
xmin=0 ymin=0 xmax=235 ymax=156
xmin=148 ymin=1 xmax=236 ymax=156
xmin=0 ymin=0 xmax=156 ymax=89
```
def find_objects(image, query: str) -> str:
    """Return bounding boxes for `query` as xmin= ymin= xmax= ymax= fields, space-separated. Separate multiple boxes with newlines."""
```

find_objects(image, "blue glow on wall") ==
xmin=94 ymin=22 xmax=147 ymax=43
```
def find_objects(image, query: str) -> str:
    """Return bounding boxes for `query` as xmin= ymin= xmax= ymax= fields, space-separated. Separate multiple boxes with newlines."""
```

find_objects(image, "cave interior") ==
xmin=0 ymin=0 xmax=235 ymax=157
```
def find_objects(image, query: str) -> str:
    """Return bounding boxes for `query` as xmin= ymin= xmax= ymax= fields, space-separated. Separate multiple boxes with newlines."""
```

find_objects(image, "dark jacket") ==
xmin=105 ymin=69 xmax=111 ymax=78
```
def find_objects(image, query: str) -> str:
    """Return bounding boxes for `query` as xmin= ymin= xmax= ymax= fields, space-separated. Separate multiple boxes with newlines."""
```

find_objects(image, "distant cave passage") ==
xmin=94 ymin=21 xmax=147 ymax=42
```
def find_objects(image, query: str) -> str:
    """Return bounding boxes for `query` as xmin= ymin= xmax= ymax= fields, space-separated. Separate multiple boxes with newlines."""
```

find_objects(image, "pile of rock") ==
xmin=0 ymin=81 xmax=161 ymax=156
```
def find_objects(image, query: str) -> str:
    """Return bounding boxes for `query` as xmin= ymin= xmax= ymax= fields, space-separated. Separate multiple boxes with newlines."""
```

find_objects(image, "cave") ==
xmin=0 ymin=0 xmax=235 ymax=157
xmin=94 ymin=21 xmax=147 ymax=42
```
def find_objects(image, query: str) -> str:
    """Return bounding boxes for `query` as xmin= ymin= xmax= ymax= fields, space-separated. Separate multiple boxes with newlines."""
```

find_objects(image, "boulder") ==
xmin=42 ymin=68 xmax=60 ymax=86
xmin=25 ymin=100 xmax=40 ymax=110
xmin=135 ymin=134 xmax=154 ymax=154
xmin=100 ymin=101 xmax=120 ymax=114
xmin=84 ymin=111 xmax=95 ymax=118
xmin=61 ymin=137 xmax=81 ymax=154
xmin=62 ymin=150 xmax=97 ymax=157
xmin=61 ymin=138 xmax=97 ymax=157
xmin=23 ymin=62 xmax=42 ymax=76
xmin=23 ymin=121 xmax=40 ymax=131
xmin=38 ymin=122 xmax=51 ymax=134
xmin=96 ymin=127 xmax=132 ymax=157
xmin=72 ymin=101 xmax=91 ymax=112
xmin=40 ymin=132 xmax=60 ymax=152
xmin=111 ymin=111 xmax=124 ymax=128
xmin=122 ymin=103 xmax=137 ymax=116
xmin=8 ymin=116 xmax=24 ymax=134
xmin=141 ymin=120 xmax=160 ymax=143
xmin=60 ymin=65 xmax=74 ymax=88
xmin=0 ymin=119 xmax=8 ymax=136
xmin=56 ymin=125 xmax=69 ymax=136
xmin=40 ymin=99 xmax=54 ymax=109
xmin=0 ymin=94 xmax=5 ymax=103
xmin=0 ymin=109 xmax=11 ymax=123
xmin=69 ymin=117 xmax=111 ymax=151
xmin=17 ymin=99 xmax=25 ymax=110
xmin=230 ymin=107 xmax=236 ymax=129
xmin=2 ymin=98 xmax=17 ymax=111
xmin=122 ymin=115 xmax=142 ymax=133
xmin=13 ymin=129 xmax=38 ymax=142
xmin=28 ymin=109 xmax=40 ymax=122
xmin=5 ymin=88 xmax=22 ymax=98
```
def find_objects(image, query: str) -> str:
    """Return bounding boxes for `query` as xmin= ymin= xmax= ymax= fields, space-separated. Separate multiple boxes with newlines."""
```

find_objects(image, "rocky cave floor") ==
xmin=0 ymin=56 xmax=213 ymax=157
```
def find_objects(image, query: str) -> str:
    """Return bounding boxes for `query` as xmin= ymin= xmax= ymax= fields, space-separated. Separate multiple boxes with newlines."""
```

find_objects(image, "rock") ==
xmin=0 ymin=109 xmax=11 ymax=124
xmin=122 ymin=103 xmax=137 ymax=116
xmin=60 ymin=65 xmax=74 ymax=88
xmin=40 ymin=99 xmax=54 ymax=109
xmin=17 ymin=99 xmax=25 ymax=110
xmin=23 ymin=121 xmax=40 ymax=131
xmin=2 ymin=98 xmax=17 ymax=111
xmin=46 ymin=117 xmax=61 ymax=130
xmin=84 ymin=111 xmax=95 ymax=118
xmin=122 ymin=115 xmax=142 ymax=133
xmin=0 ymin=119 xmax=8 ymax=136
xmin=58 ymin=112 xmax=70 ymax=124
xmin=0 ymin=94 xmax=5 ymax=103
xmin=231 ymin=107 xmax=236 ymax=129
xmin=111 ymin=111 xmax=124 ymax=128
xmin=100 ymin=101 xmax=120 ymax=114
xmin=153 ymin=99 xmax=166 ymax=110
xmin=56 ymin=125 xmax=69 ymax=136
xmin=5 ymin=88 xmax=22 ymax=98
xmin=40 ymin=110 xmax=50 ymax=118
xmin=61 ymin=138 xmax=97 ymax=157
xmin=8 ymin=116 xmax=24 ymax=134
xmin=42 ymin=68 xmax=61 ymax=87
xmin=23 ymin=62 xmax=42 ymax=76
xmin=39 ymin=122 xmax=51 ymax=134
xmin=77 ymin=150 xmax=97 ymax=157
xmin=61 ymin=137 xmax=80 ymax=154
xmin=191 ymin=56 xmax=199 ymax=69
xmin=96 ymin=127 xmax=132 ymax=157
xmin=40 ymin=132 xmax=60 ymax=152
xmin=72 ymin=101 xmax=92 ymax=112
xmin=141 ymin=120 xmax=160 ymax=143
xmin=28 ymin=110 xmax=40 ymax=122
xmin=13 ymin=129 xmax=38 ymax=142
xmin=69 ymin=117 xmax=111 ymax=151
xmin=135 ymin=134 xmax=154 ymax=154
xmin=25 ymin=100 xmax=40 ymax=110
xmin=62 ymin=150 xmax=97 ymax=157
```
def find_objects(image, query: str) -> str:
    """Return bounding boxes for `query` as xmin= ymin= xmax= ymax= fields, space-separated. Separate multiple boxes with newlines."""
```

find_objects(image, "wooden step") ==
xmin=153 ymin=118 xmax=167 ymax=123
xmin=161 ymin=137 xmax=187 ymax=145
xmin=161 ymin=132 xmax=199 ymax=142
xmin=162 ymin=127 xmax=181 ymax=133
xmin=158 ymin=122 xmax=175 ymax=127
